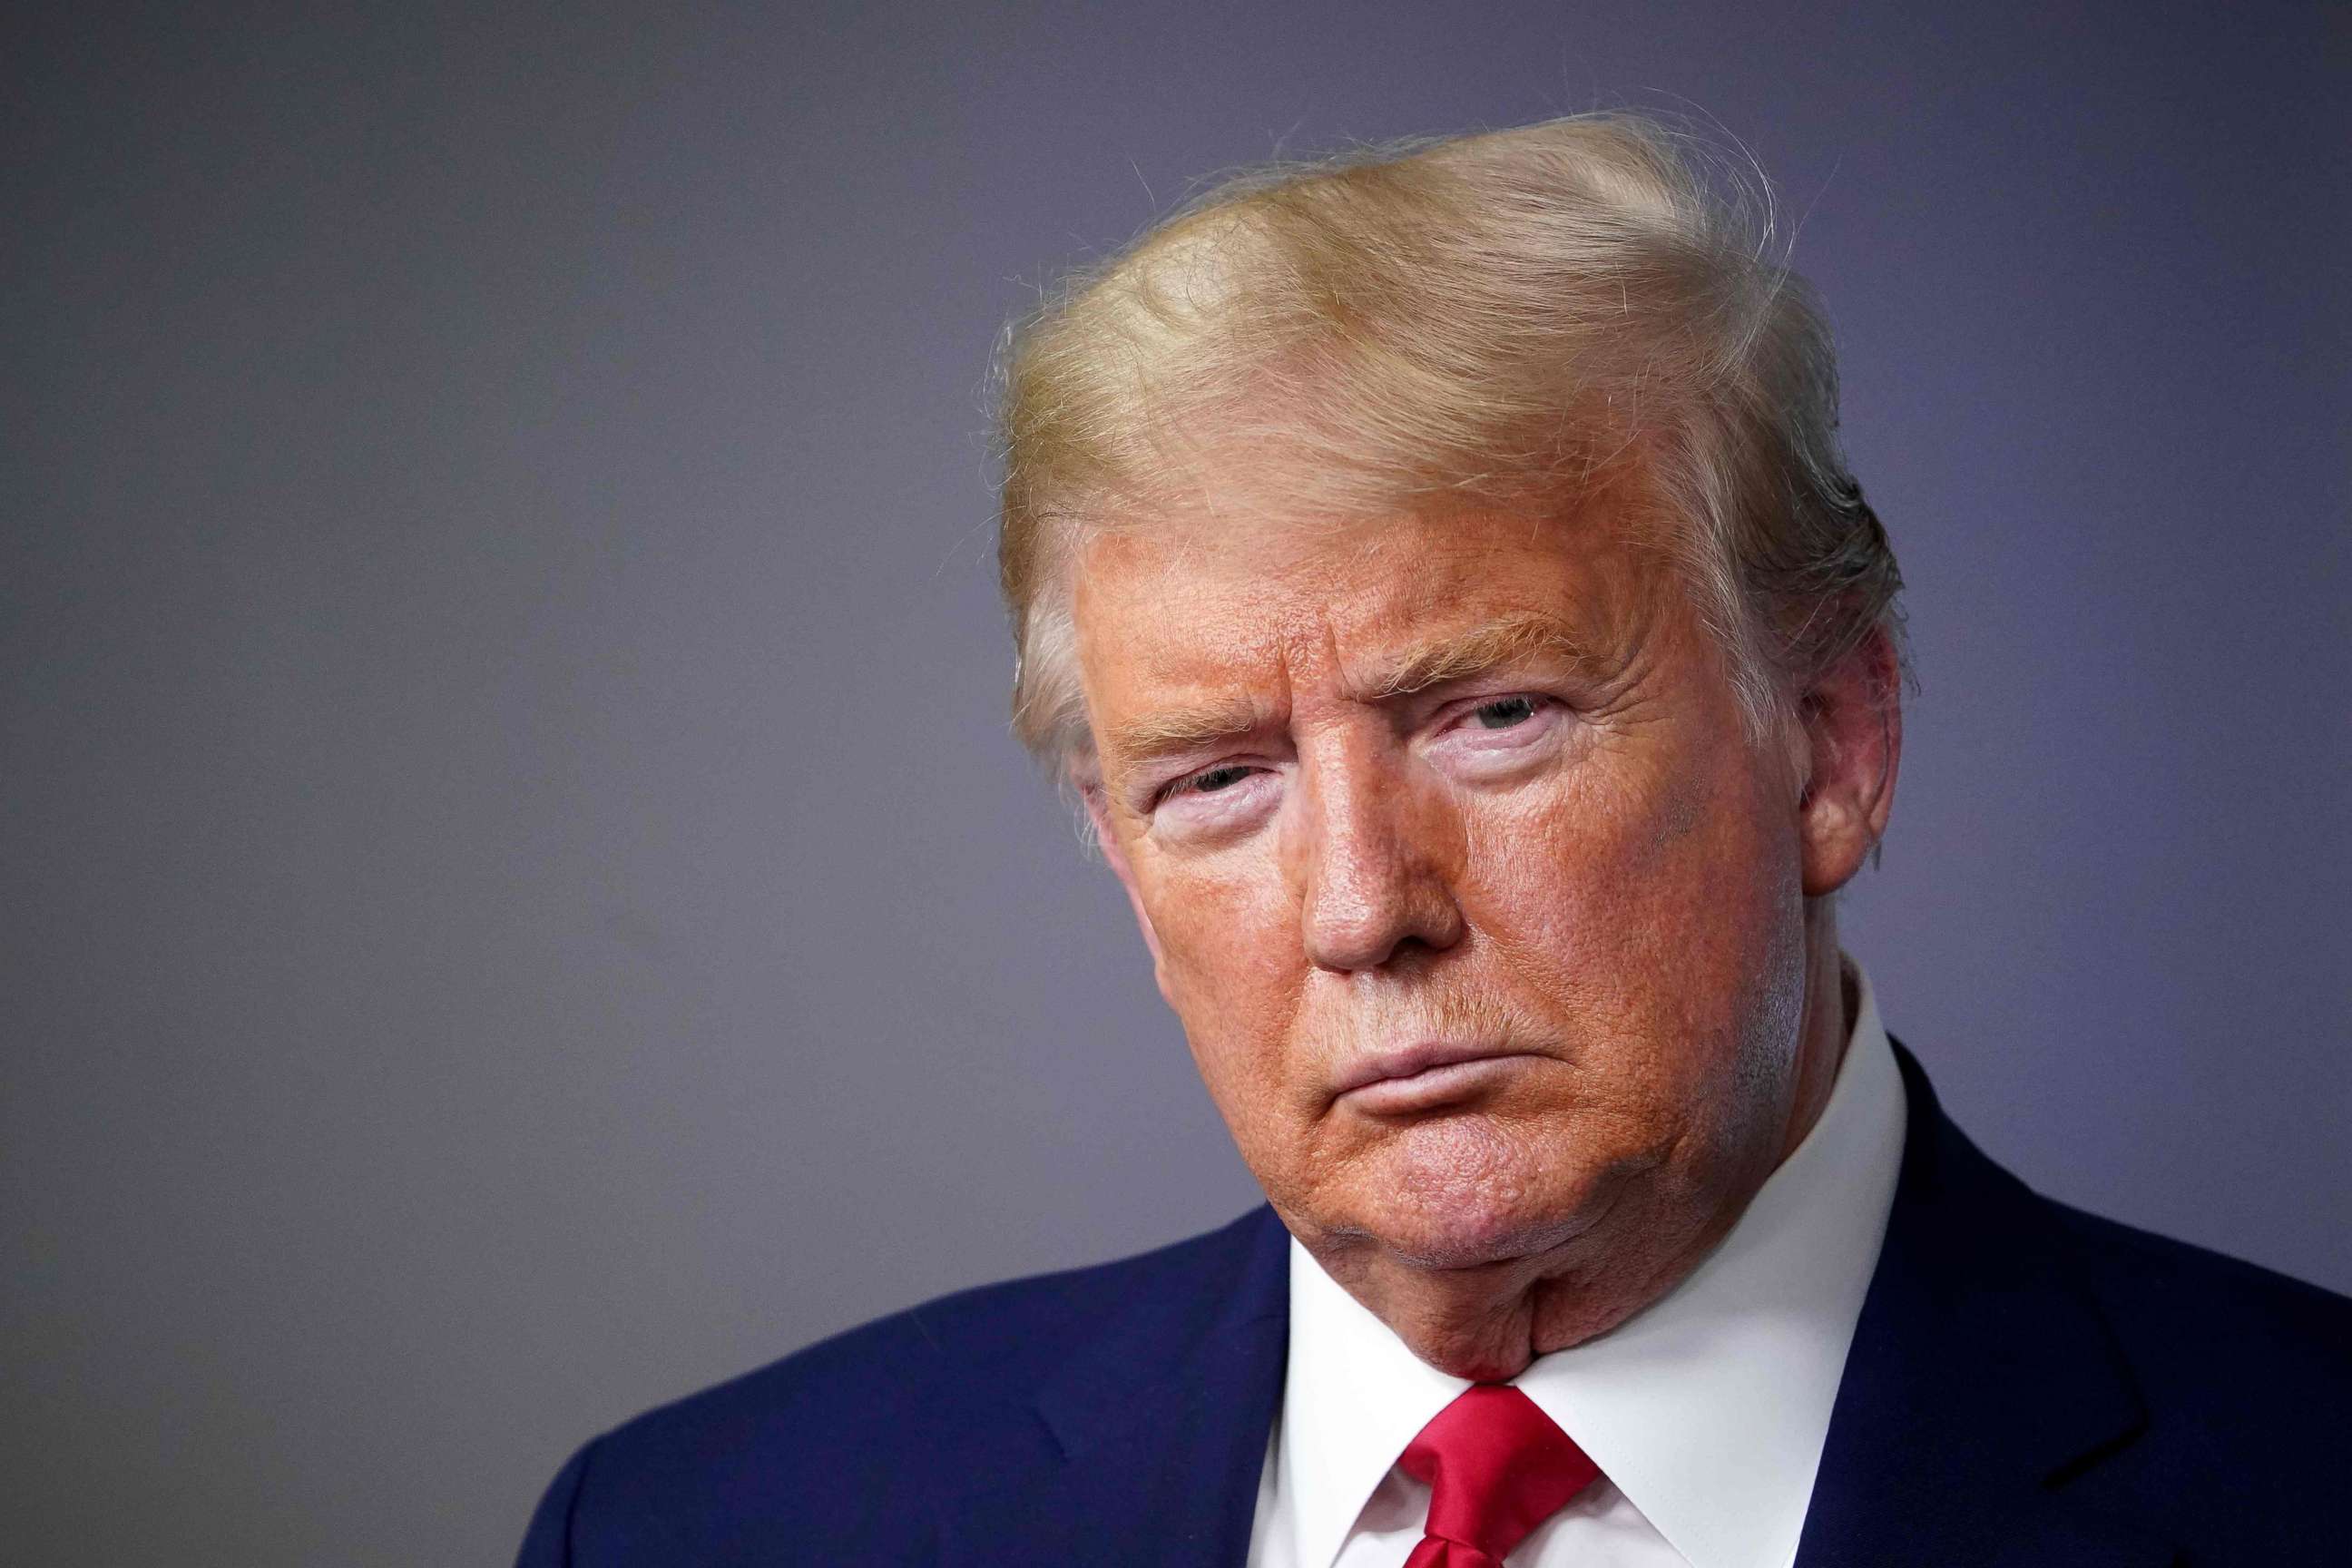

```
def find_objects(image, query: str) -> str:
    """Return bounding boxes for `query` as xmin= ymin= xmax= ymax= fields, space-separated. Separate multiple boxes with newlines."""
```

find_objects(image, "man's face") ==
xmin=1073 ymin=493 xmax=1825 ymax=1351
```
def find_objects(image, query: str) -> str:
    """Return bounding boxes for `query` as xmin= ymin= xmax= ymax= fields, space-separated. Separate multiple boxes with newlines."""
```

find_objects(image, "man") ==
xmin=516 ymin=115 xmax=2348 ymax=1566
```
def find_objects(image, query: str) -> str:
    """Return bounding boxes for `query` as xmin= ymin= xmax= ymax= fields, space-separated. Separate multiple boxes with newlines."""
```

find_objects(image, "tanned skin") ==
xmin=1075 ymin=493 xmax=1900 ymax=1379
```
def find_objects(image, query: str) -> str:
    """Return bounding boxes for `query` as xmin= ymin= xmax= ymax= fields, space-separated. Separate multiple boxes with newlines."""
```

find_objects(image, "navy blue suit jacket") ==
xmin=517 ymin=1047 xmax=2351 ymax=1565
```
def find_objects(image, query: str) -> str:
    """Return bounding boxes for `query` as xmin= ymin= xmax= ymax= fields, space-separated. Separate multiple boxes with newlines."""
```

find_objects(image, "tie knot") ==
xmin=1399 ymin=1385 xmax=1599 ymax=1564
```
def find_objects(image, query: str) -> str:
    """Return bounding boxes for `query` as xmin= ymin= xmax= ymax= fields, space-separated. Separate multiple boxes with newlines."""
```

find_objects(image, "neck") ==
xmin=1781 ymin=901 xmax=1856 ymax=1164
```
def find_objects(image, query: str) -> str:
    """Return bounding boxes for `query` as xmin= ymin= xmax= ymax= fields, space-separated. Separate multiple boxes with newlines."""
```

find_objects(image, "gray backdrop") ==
xmin=5 ymin=2 xmax=2346 ymax=1563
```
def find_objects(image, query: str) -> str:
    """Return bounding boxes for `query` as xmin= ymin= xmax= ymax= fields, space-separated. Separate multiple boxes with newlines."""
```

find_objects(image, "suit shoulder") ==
xmin=2046 ymin=1198 xmax=2352 ymax=1398
xmin=608 ymin=1207 xmax=1269 ymax=1460
xmin=519 ymin=1210 xmax=1274 ymax=1564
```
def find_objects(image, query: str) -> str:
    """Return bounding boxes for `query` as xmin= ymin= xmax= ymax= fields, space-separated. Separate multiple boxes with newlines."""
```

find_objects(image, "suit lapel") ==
xmin=1797 ymin=1045 xmax=2168 ymax=1568
xmin=940 ymin=1207 xmax=1290 ymax=1568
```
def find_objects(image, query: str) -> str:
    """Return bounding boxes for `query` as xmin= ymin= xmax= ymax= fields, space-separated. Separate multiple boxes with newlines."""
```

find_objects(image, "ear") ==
xmin=1076 ymin=769 xmax=1171 ymax=996
xmin=1796 ymin=625 xmax=1904 ymax=898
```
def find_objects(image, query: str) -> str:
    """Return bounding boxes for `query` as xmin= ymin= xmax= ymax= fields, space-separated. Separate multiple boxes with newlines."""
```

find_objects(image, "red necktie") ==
xmin=1398 ymin=1384 xmax=1601 ymax=1567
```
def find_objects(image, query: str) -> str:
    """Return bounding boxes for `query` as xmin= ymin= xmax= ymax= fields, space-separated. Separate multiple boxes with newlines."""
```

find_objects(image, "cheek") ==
xmin=1139 ymin=852 xmax=1306 ymax=1109
xmin=1464 ymin=730 xmax=1800 ymax=1091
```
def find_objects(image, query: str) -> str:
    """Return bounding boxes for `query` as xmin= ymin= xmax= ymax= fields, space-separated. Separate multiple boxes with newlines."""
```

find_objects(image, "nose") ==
xmin=1287 ymin=736 xmax=1466 ymax=974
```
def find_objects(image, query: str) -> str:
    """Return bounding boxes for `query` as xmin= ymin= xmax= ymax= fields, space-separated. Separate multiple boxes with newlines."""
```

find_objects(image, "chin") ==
xmin=1365 ymin=1196 xmax=1588 ymax=1272
xmin=1350 ymin=1132 xmax=1616 ymax=1273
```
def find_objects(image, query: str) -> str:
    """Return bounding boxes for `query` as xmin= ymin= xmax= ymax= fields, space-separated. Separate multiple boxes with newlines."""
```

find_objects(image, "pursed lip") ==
xmin=1330 ymin=1042 xmax=1544 ymax=1100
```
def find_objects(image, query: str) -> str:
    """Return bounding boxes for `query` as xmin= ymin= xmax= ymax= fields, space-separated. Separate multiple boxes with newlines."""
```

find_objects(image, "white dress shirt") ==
xmin=1247 ymin=965 xmax=1908 ymax=1568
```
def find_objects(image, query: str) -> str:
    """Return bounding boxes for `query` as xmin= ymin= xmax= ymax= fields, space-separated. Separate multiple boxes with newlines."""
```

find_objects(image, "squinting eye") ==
xmin=1472 ymin=696 xmax=1538 ymax=730
xmin=1181 ymin=764 xmax=1256 ymax=795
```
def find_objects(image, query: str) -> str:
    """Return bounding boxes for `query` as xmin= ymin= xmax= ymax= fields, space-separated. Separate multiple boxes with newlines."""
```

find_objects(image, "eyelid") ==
xmin=1433 ymin=689 xmax=1554 ymax=729
xmin=1152 ymin=759 xmax=1263 ymax=808
xmin=1146 ymin=761 xmax=1284 ymax=845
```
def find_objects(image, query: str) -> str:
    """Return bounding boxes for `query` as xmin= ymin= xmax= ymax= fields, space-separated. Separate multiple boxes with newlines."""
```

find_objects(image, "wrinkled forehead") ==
xmin=1059 ymin=435 xmax=1669 ymax=614
xmin=1063 ymin=490 xmax=1667 ymax=713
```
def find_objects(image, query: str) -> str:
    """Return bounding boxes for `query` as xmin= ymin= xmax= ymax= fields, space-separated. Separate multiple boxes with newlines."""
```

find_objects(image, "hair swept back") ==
xmin=994 ymin=112 xmax=1905 ymax=762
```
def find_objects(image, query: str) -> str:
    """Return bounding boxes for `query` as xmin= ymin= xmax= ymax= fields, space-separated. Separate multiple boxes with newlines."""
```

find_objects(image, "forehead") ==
xmin=1068 ymin=497 xmax=1657 ymax=711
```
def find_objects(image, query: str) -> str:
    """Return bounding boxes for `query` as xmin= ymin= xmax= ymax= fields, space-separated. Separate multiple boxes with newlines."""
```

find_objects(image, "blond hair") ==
xmin=995 ymin=113 xmax=1903 ymax=760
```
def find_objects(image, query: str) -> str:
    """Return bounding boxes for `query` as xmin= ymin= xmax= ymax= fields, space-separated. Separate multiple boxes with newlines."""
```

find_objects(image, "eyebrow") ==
xmin=1349 ymin=612 xmax=1607 ymax=701
xmin=1102 ymin=701 xmax=1271 ymax=769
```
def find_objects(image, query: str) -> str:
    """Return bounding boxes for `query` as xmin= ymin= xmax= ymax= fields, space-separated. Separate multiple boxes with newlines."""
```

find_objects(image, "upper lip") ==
xmin=1331 ymin=1042 xmax=1530 ymax=1096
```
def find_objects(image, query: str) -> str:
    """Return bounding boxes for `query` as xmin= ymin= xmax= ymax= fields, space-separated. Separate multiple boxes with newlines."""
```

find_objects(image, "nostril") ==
xmin=1301 ymin=873 xmax=1467 ymax=974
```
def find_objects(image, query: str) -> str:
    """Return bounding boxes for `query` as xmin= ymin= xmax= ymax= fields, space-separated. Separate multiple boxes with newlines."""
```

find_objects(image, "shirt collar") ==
xmin=1274 ymin=961 xmax=1908 ymax=1568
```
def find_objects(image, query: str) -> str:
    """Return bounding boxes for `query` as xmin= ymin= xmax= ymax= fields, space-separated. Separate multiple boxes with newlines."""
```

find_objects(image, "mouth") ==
xmin=1332 ymin=1044 xmax=1548 ymax=1115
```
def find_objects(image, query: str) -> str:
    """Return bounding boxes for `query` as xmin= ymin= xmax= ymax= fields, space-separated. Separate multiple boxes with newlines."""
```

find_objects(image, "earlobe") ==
xmin=1796 ymin=628 xmax=1904 ymax=898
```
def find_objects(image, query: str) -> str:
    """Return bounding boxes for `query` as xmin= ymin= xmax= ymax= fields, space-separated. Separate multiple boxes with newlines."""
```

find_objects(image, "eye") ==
xmin=1148 ymin=760 xmax=1281 ymax=843
xmin=1428 ymin=692 xmax=1565 ymax=774
xmin=1180 ymin=764 xmax=1259 ymax=795
xmin=1159 ymin=762 xmax=1270 ymax=805
xmin=1472 ymin=695 xmax=1539 ymax=730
